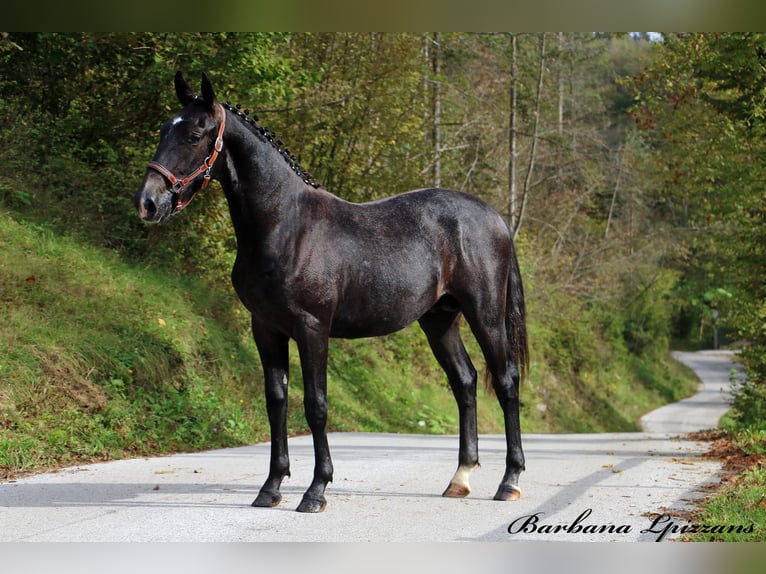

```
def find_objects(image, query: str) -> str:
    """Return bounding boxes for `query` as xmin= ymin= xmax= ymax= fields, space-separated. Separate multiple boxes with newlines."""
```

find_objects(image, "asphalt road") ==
xmin=0 ymin=350 xmax=741 ymax=542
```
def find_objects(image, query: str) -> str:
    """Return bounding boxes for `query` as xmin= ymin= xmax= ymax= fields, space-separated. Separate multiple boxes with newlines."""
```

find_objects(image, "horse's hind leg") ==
xmin=251 ymin=323 xmax=291 ymax=508
xmin=464 ymin=311 xmax=524 ymax=501
xmin=419 ymin=310 xmax=479 ymax=498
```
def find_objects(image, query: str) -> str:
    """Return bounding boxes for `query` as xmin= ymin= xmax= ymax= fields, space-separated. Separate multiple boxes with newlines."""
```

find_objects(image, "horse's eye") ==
xmin=188 ymin=133 xmax=202 ymax=145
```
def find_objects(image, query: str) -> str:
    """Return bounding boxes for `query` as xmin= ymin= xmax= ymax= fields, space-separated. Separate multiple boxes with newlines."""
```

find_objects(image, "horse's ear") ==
xmin=200 ymin=72 xmax=216 ymax=111
xmin=175 ymin=71 xmax=196 ymax=106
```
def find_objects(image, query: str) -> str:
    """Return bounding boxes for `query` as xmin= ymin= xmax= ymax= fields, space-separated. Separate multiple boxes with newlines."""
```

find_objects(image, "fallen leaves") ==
xmin=667 ymin=457 xmax=696 ymax=465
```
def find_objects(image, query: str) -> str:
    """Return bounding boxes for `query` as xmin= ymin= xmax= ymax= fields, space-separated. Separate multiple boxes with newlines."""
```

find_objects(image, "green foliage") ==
xmin=0 ymin=204 xmax=701 ymax=476
xmin=0 ymin=33 xmax=291 ymax=273
xmin=634 ymin=33 xmax=766 ymax=433
xmin=725 ymin=364 xmax=766 ymax=432
xmin=0 ymin=33 xmax=710 ymax=478
xmin=0 ymin=209 xmax=493 ymax=476
xmin=272 ymin=33 xmax=429 ymax=201
xmin=0 ymin=210 xmax=270 ymax=475
xmin=617 ymin=268 xmax=677 ymax=357
xmin=518 ymin=236 xmax=697 ymax=434
xmin=685 ymin=464 xmax=766 ymax=542
xmin=632 ymin=34 xmax=766 ymax=536
xmin=684 ymin=428 xmax=766 ymax=542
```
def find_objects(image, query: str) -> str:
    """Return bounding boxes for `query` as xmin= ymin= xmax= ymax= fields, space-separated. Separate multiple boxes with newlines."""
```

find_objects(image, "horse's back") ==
xmin=370 ymin=187 xmax=512 ymax=265
xmin=307 ymin=187 xmax=513 ymax=338
xmin=325 ymin=187 xmax=510 ymax=249
xmin=364 ymin=187 xmax=505 ymax=224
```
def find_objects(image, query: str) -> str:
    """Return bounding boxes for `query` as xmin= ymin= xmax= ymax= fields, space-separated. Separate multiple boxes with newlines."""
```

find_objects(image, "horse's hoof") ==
xmin=493 ymin=484 xmax=521 ymax=501
xmin=296 ymin=496 xmax=327 ymax=513
xmin=252 ymin=490 xmax=282 ymax=508
xmin=442 ymin=482 xmax=471 ymax=498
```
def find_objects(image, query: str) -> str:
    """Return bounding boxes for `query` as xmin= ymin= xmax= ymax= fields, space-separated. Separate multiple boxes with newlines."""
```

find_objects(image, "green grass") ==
xmin=519 ymin=307 xmax=699 ymax=433
xmin=685 ymin=430 xmax=766 ymax=542
xmin=0 ymin=207 xmax=701 ymax=479
xmin=0 ymin=210 xmax=272 ymax=475
xmin=0 ymin=208 xmax=491 ymax=477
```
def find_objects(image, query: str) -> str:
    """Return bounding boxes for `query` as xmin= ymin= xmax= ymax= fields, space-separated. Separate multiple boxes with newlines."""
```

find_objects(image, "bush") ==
xmin=618 ymin=269 xmax=676 ymax=357
xmin=727 ymin=348 xmax=766 ymax=432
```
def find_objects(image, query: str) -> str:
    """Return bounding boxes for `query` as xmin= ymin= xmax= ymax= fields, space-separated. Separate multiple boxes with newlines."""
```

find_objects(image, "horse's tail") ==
xmin=506 ymin=243 xmax=529 ymax=383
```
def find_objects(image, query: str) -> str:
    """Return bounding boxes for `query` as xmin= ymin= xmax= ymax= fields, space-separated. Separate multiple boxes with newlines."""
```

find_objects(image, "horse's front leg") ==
xmin=294 ymin=317 xmax=333 ymax=513
xmin=251 ymin=322 xmax=291 ymax=508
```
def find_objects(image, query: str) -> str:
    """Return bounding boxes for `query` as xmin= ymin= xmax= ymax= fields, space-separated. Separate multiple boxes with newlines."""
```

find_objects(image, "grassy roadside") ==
xmin=680 ymin=354 xmax=766 ymax=542
xmin=0 ymin=207 xmax=700 ymax=479
xmin=682 ymin=429 xmax=766 ymax=542
xmin=0 ymin=210 xmax=269 ymax=475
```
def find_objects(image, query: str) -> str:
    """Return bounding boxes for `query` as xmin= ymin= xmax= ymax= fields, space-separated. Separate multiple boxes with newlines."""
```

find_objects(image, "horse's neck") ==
xmin=218 ymin=117 xmax=306 ymax=247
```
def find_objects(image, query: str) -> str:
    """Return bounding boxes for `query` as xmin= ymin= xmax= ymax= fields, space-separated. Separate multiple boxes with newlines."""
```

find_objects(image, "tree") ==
xmin=0 ymin=32 xmax=689 ymax=383
xmin=263 ymin=33 xmax=428 ymax=202
xmin=425 ymin=32 xmax=443 ymax=189
xmin=634 ymin=33 xmax=766 ymax=428
xmin=0 ymin=32 xmax=290 ymax=272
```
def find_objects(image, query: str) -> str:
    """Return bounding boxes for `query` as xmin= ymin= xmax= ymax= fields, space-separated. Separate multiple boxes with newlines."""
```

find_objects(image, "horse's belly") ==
xmin=329 ymin=296 xmax=429 ymax=339
xmin=329 ymin=319 xmax=409 ymax=339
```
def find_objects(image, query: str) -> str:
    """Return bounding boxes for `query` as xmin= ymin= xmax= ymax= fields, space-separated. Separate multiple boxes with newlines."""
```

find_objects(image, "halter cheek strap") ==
xmin=147 ymin=104 xmax=226 ymax=212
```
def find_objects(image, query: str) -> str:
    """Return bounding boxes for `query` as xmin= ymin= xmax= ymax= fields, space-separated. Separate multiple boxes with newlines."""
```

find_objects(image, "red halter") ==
xmin=147 ymin=104 xmax=226 ymax=212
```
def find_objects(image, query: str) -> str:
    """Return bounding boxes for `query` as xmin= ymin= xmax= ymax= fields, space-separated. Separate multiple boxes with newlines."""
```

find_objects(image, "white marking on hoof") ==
xmin=444 ymin=464 xmax=478 ymax=497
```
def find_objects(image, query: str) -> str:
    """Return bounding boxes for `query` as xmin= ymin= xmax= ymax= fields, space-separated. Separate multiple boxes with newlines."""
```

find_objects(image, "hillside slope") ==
xmin=0 ymin=209 xmax=698 ymax=478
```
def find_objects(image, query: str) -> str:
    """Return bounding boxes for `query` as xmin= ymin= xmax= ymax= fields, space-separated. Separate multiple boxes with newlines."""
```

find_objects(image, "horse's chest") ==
xmin=231 ymin=255 xmax=333 ymax=323
xmin=231 ymin=257 xmax=282 ymax=311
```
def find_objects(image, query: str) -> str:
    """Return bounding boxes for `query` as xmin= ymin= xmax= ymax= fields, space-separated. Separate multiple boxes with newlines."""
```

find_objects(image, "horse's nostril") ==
xmin=143 ymin=197 xmax=156 ymax=216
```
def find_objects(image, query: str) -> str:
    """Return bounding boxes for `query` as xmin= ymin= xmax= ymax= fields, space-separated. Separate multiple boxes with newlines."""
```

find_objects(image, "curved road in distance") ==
xmin=0 ymin=350 xmax=741 ymax=542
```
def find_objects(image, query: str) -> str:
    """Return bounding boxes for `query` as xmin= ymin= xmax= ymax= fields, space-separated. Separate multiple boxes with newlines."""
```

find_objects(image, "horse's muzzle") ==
xmin=135 ymin=191 xmax=155 ymax=221
xmin=135 ymin=178 xmax=175 ymax=223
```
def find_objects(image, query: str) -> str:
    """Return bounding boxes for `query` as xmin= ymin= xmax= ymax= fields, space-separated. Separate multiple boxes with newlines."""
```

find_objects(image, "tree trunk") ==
xmin=508 ymin=32 xmax=518 ymax=232
xmin=514 ymin=32 xmax=547 ymax=239
xmin=557 ymin=32 xmax=565 ymax=188
xmin=605 ymin=145 xmax=624 ymax=240
xmin=426 ymin=32 xmax=442 ymax=189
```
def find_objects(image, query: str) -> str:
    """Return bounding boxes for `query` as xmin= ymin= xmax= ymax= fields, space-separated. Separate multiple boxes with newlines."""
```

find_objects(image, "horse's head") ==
xmin=134 ymin=72 xmax=225 ymax=222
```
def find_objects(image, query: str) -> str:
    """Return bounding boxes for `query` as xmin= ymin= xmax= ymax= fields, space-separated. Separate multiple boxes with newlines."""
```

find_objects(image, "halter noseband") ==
xmin=146 ymin=104 xmax=226 ymax=213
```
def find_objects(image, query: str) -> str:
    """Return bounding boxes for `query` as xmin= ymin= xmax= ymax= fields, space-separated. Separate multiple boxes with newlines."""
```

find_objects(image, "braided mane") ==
xmin=221 ymin=101 xmax=321 ymax=189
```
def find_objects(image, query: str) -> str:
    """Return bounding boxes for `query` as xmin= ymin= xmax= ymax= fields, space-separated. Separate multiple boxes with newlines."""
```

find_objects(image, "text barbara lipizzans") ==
xmin=507 ymin=508 xmax=755 ymax=541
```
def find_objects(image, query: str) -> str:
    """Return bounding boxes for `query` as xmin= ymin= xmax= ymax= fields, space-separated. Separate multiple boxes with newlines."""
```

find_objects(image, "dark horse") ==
xmin=135 ymin=72 xmax=529 ymax=513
